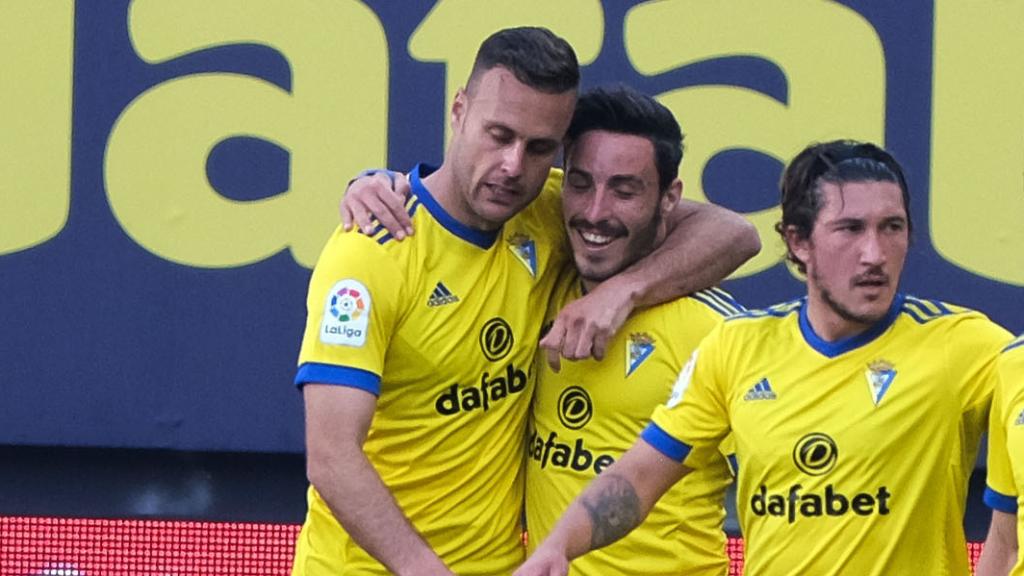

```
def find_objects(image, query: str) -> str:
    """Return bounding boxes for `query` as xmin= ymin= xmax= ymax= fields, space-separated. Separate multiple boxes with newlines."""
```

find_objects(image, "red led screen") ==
xmin=0 ymin=517 xmax=984 ymax=575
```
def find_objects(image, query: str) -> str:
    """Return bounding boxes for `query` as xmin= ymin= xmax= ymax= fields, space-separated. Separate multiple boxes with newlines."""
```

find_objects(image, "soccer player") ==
xmin=976 ymin=334 xmax=1024 ymax=576
xmin=525 ymin=85 xmax=740 ymax=576
xmin=516 ymin=140 xmax=1012 ymax=576
xmin=292 ymin=28 xmax=758 ymax=576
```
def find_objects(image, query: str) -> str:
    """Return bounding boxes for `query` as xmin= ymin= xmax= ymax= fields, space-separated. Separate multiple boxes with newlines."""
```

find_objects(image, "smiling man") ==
xmin=292 ymin=27 xmax=758 ymax=576
xmin=525 ymin=86 xmax=740 ymax=576
xmin=517 ymin=140 xmax=1012 ymax=576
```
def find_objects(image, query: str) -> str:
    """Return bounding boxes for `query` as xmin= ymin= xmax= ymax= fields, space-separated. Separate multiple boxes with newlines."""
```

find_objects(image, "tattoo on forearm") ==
xmin=581 ymin=474 xmax=642 ymax=550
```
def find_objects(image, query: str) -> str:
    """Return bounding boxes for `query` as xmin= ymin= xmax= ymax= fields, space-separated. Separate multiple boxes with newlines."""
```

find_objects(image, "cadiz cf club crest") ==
xmin=865 ymin=360 xmax=896 ymax=406
xmin=626 ymin=333 xmax=655 ymax=377
xmin=507 ymin=233 xmax=537 ymax=277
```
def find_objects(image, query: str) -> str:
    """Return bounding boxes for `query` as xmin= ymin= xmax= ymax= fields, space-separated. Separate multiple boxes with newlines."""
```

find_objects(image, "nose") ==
xmin=860 ymin=229 xmax=886 ymax=266
xmin=581 ymin=187 xmax=613 ymax=223
xmin=501 ymin=142 xmax=525 ymax=179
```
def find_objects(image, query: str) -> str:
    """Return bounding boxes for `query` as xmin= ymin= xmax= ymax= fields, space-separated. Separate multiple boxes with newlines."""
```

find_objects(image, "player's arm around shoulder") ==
xmin=540 ymin=197 xmax=758 ymax=369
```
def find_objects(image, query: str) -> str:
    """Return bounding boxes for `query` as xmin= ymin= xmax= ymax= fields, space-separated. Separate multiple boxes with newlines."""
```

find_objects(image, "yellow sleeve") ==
xmin=987 ymin=338 xmax=1024 ymax=513
xmin=986 ymin=373 xmax=1017 ymax=512
xmin=295 ymin=227 xmax=405 ymax=394
xmin=644 ymin=322 xmax=731 ymax=470
xmin=949 ymin=313 xmax=1012 ymax=415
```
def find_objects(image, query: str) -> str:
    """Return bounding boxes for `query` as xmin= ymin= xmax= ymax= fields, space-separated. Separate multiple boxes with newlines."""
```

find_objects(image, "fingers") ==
xmin=591 ymin=330 xmax=609 ymax=362
xmin=372 ymin=173 xmax=413 ymax=239
xmin=539 ymin=324 xmax=564 ymax=373
xmin=393 ymin=174 xmax=415 ymax=237
xmin=340 ymin=203 xmax=354 ymax=232
xmin=353 ymin=195 xmax=389 ymax=236
xmin=560 ymin=319 xmax=592 ymax=361
xmin=340 ymin=171 xmax=417 ymax=239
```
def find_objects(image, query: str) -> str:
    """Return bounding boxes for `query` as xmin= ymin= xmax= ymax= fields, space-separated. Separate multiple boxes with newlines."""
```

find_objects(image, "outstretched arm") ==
xmin=514 ymin=440 xmax=690 ymax=576
xmin=304 ymin=384 xmax=454 ymax=576
xmin=541 ymin=199 xmax=758 ymax=370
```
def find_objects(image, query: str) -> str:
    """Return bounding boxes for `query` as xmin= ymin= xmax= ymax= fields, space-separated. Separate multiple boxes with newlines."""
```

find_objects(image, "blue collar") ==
xmin=410 ymin=164 xmax=500 ymax=249
xmin=798 ymin=293 xmax=904 ymax=358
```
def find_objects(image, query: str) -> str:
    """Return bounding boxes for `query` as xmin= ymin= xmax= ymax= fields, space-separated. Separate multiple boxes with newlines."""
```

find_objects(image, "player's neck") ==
xmin=422 ymin=164 xmax=500 ymax=232
xmin=803 ymin=295 xmax=875 ymax=342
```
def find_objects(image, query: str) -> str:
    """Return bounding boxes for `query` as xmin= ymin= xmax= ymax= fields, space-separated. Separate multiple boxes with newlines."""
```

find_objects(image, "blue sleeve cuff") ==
xmin=984 ymin=486 xmax=1019 ymax=513
xmin=640 ymin=423 xmax=692 ymax=463
xmin=295 ymin=363 xmax=381 ymax=396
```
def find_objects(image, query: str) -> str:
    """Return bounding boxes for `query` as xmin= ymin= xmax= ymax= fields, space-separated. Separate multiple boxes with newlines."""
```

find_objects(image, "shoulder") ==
xmin=897 ymin=294 xmax=1010 ymax=340
xmin=725 ymin=298 xmax=803 ymax=325
xmin=1003 ymin=334 xmax=1024 ymax=356
xmin=310 ymin=226 xmax=409 ymax=294
xmin=687 ymin=287 xmax=746 ymax=319
xmin=893 ymin=295 xmax=1012 ymax=366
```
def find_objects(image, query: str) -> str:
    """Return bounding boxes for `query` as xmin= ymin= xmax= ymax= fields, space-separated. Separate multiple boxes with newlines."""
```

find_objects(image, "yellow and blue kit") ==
xmin=984 ymin=334 xmax=1024 ymax=575
xmin=644 ymin=294 xmax=1010 ymax=576
xmin=526 ymin=272 xmax=741 ymax=576
xmin=292 ymin=165 xmax=568 ymax=575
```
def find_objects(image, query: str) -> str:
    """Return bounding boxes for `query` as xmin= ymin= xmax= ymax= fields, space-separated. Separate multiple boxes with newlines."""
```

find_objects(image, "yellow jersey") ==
xmin=645 ymin=294 xmax=1010 ymax=576
xmin=526 ymin=272 xmax=741 ymax=576
xmin=984 ymin=334 xmax=1024 ymax=576
xmin=292 ymin=165 xmax=568 ymax=575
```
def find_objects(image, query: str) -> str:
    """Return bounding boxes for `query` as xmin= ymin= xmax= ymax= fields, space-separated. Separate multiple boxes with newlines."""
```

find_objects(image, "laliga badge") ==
xmin=320 ymin=279 xmax=371 ymax=347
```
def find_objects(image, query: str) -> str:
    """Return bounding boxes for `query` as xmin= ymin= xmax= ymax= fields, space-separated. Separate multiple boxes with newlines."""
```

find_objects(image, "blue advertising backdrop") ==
xmin=2 ymin=0 xmax=1021 ymax=453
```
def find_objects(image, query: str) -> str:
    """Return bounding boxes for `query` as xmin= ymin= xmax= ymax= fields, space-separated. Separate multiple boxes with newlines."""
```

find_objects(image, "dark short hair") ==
xmin=776 ymin=139 xmax=912 ymax=273
xmin=564 ymin=85 xmax=684 ymax=192
xmin=468 ymin=27 xmax=579 ymax=94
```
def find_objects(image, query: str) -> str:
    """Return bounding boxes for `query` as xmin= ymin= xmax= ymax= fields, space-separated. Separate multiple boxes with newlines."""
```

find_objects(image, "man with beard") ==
xmin=517 ymin=140 xmax=1011 ymax=576
xmin=293 ymin=27 xmax=759 ymax=576
xmin=524 ymin=86 xmax=740 ymax=576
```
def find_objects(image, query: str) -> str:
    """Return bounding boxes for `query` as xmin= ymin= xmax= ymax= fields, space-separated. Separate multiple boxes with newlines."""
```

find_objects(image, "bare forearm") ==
xmin=621 ymin=200 xmax=759 ymax=308
xmin=310 ymin=451 xmax=448 ymax=575
xmin=538 ymin=472 xmax=649 ymax=562
xmin=977 ymin=510 xmax=1018 ymax=576
xmin=536 ymin=443 xmax=686 ymax=560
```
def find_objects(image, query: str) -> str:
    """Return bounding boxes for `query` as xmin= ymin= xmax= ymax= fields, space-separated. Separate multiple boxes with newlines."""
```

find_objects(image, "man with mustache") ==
xmin=516 ymin=140 xmax=1012 ymax=576
xmin=525 ymin=85 xmax=741 ymax=576
xmin=292 ymin=27 xmax=758 ymax=576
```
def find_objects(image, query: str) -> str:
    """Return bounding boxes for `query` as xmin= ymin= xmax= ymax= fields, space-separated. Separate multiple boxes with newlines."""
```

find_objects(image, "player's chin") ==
xmin=574 ymin=259 xmax=619 ymax=285
xmin=852 ymin=301 xmax=892 ymax=325
xmin=481 ymin=200 xmax=527 ymax=225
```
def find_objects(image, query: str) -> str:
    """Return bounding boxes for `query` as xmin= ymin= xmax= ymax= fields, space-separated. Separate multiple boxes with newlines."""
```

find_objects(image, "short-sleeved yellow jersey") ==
xmin=984 ymin=334 xmax=1024 ymax=575
xmin=526 ymin=273 xmax=741 ymax=576
xmin=291 ymin=165 xmax=568 ymax=576
xmin=644 ymin=294 xmax=1010 ymax=576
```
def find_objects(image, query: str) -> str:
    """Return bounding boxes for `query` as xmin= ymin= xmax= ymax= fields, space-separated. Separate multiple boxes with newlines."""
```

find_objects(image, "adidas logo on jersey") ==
xmin=427 ymin=282 xmax=459 ymax=307
xmin=744 ymin=378 xmax=777 ymax=401
xmin=1015 ymin=409 xmax=1024 ymax=426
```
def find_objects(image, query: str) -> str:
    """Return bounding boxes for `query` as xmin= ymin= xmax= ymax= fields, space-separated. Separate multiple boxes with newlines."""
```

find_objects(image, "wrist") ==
xmin=601 ymin=271 xmax=643 ymax=309
xmin=395 ymin=549 xmax=449 ymax=576
xmin=347 ymin=168 xmax=398 ymax=192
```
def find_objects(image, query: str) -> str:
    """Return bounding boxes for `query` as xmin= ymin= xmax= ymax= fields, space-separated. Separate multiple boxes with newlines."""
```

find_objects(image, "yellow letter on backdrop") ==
xmin=105 ymin=0 xmax=388 ymax=268
xmin=932 ymin=2 xmax=1024 ymax=286
xmin=409 ymin=0 xmax=604 ymax=144
xmin=0 ymin=3 xmax=74 ymax=255
xmin=626 ymin=1 xmax=885 ymax=278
